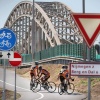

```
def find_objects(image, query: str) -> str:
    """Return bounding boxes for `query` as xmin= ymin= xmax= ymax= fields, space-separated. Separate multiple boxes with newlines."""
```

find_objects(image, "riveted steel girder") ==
xmin=4 ymin=1 xmax=83 ymax=54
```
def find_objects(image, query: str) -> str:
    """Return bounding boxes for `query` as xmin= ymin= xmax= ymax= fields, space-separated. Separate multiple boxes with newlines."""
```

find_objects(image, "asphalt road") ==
xmin=0 ymin=68 xmax=87 ymax=100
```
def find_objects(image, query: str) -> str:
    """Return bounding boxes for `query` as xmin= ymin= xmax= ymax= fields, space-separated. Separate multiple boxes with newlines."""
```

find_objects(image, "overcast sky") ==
xmin=0 ymin=0 xmax=100 ymax=43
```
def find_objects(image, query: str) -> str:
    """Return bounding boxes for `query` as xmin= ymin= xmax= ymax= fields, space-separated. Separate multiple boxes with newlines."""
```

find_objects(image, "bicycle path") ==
xmin=0 ymin=68 xmax=87 ymax=100
xmin=0 ymin=68 xmax=43 ymax=100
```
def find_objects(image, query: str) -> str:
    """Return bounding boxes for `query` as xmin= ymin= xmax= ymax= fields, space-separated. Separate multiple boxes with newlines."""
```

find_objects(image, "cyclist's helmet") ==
xmin=35 ymin=61 xmax=39 ymax=65
xmin=39 ymin=66 xmax=42 ymax=70
xmin=64 ymin=66 xmax=68 ymax=69
xmin=62 ymin=66 xmax=65 ymax=69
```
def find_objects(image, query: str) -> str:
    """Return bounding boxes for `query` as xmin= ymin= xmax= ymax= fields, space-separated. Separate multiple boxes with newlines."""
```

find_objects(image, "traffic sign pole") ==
xmin=82 ymin=0 xmax=91 ymax=99
xmin=0 ymin=28 xmax=17 ymax=100
xmin=14 ymin=67 xmax=17 ymax=100
xmin=87 ymin=47 xmax=91 ymax=100
xmin=8 ymin=52 xmax=22 ymax=100
xmin=2 ymin=59 xmax=6 ymax=100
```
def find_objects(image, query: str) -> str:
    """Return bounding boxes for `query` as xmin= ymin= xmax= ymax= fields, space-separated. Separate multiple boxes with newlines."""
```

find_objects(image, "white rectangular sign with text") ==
xmin=0 ymin=51 xmax=14 ymax=59
xmin=70 ymin=63 xmax=100 ymax=76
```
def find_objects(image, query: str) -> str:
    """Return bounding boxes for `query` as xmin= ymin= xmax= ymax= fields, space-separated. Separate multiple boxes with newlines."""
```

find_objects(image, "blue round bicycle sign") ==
xmin=0 ymin=28 xmax=16 ymax=51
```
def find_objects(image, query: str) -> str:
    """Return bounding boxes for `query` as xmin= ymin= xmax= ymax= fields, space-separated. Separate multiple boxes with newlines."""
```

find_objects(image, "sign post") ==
xmin=15 ymin=67 xmax=16 ymax=100
xmin=72 ymin=12 xmax=100 ymax=100
xmin=2 ymin=59 xmax=6 ymax=100
xmin=0 ymin=28 xmax=16 ymax=100
xmin=0 ymin=51 xmax=14 ymax=100
xmin=9 ymin=52 xmax=22 ymax=100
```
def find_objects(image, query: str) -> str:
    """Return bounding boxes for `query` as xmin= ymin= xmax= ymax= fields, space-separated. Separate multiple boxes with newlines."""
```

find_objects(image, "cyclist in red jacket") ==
xmin=30 ymin=62 xmax=39 ymax=90
xmin=38 ymin=66 xmax=50 ymax=84
xmin=58 ymin=65 xmax=73 ymax=91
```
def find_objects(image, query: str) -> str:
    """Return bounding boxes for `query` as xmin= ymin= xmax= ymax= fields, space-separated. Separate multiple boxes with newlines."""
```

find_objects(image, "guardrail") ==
xmin=36 ymin=56 xmax=83 ymax=64
xmin=18 ymin=62 xmax=32 ymax=69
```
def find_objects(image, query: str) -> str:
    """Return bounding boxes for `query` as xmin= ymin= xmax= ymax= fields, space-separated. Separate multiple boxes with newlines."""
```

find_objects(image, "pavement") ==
xmin=0 ymin=68 xmax=87 ymax=100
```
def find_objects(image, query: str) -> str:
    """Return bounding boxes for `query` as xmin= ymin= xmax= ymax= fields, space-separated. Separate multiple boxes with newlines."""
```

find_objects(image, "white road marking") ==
xmin=0 ymin=80 xmax=44 ymax=100
xmin=35 ymin=92 xmax=44 ymax=100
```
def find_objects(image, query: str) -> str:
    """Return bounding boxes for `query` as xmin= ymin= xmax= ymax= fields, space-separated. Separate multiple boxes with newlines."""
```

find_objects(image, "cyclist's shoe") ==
xmin=41 ymin=82 xmax=44 ymax=85
xmin=42 ymin=83 xmax=45 ymax=87
xmin=61 ymin=89 xmax=64 ymax=93
xmin=30 ymin=86 xmax=32 ymax=90
xmin=69 ymin=86 xmax=71 ymax=89
xmin=42 ymin=85 xmax=46 ymax=89
xmin=32 ymin=83 xmax=35 ymax=87
xmin=44 ymin=82 xmax=48 ymax=86
xmin=64 ymin=88 xmax=67 ymax=91
xmin=42 ymin=83 xmax=44 ymax=86
xmin=68 ymin=82 xmax=70 ymax=85
xmin=44 ymin=86 xmax=48 ymax=90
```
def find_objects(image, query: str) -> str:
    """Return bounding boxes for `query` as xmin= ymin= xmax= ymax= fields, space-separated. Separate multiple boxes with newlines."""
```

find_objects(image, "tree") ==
xmin=95 ymin=44 xmax=100 ymax=54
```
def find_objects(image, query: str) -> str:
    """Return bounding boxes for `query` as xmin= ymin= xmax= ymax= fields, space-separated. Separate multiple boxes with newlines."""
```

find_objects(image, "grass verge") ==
xmin=0 ymin=88 xmax=21 ymax=100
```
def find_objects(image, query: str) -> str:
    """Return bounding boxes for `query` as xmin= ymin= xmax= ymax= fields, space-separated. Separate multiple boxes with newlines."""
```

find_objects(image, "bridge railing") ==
xmin=34 ymin=44 xmax=96 ymax=61
xmin=0 ymin=44 xmax=97 ymax=66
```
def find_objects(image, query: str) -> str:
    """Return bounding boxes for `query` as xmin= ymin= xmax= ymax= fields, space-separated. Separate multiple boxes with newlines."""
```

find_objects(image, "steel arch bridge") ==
xmin=4 ymin=1 xmax=83 ymax=54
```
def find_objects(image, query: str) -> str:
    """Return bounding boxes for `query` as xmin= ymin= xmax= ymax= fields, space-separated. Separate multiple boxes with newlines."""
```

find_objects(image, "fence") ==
xmin=34 ymin=44 xmax=96 ymax=61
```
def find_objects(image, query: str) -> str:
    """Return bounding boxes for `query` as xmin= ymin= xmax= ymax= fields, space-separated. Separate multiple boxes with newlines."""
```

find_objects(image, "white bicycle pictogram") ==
xmin=0 ymin=40 xmax=11 ymax=48
xmin=0 ymin=31 xmax=12 ymax=39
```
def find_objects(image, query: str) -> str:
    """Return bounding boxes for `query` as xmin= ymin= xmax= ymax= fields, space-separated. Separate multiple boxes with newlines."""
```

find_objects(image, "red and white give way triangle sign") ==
xmin=72 ymin=13 xmax=100 ymax=48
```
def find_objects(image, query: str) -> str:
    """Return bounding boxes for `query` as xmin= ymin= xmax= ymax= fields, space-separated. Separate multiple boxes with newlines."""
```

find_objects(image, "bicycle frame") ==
xmin=31 ymin=77 xmax=56 ymax=93
xmin=58 ymin=78 xmax=74 ymax=95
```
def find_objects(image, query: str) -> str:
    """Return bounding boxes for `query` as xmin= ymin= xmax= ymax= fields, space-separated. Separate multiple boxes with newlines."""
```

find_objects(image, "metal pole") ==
xmin=83 ymin=0 xmax=91 ymax=99
xmin=99 ymin=34 xmax=100 ymax=54
xmin=2 ymin=59 xmax=6 ymax=100
xmin=82 ymin=0 xmax=86 ymax=61
xmin=87 ymin=47 xmax=91 ymax=100
xmin=32 ymin=0 xmax=35 ymax=60
xmin=83 ymin=0 xmax=85 ymax=13
xmin=88 ymin=76 xmax=91 ymax=100
xmin=14 ymin=67 xmax=16 ymax=100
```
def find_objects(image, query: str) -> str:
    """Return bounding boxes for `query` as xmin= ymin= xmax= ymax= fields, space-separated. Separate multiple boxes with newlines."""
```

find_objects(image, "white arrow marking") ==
xmin=0 ymin=51 xmax=14 ymax=59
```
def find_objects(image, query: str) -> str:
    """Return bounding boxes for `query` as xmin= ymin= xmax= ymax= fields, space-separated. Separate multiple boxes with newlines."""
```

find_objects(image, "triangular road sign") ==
xmin=72 ymin=13 xmax=100 ymax=48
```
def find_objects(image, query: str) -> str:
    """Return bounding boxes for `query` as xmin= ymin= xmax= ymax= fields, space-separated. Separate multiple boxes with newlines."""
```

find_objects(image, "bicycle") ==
xmin=30 ymin=78 xmax=56 ymax=93
xmin=58 ymin=78 xmax=75 ymax=95
xmin=0 ymin=40 xmax=11 ymax=48
xmin=0 ymin=31 xmax=12 ymax=39
xmin=30 ymin=78 xmax=38 ymax=91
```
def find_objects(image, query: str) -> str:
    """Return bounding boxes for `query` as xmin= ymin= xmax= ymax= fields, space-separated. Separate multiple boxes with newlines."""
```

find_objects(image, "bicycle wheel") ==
xmin=30 ymin=79 xmax=36 ymax=90
xmin=30 ymin=80 xmax=33 ymax=90
xmin=47 ymin=82 xmax=56 ymax=93
xmin=31 ymin=80 xmax=41 ymax=92
xmin=58 ymin=83 xmax=64 ymax=95
xmin=67 ymin=83 xmax=75 ymax=94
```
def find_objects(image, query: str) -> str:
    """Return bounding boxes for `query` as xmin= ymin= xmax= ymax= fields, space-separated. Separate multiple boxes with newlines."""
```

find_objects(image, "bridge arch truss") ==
xmin=4 ymin=1 xmax=83 ymax=54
